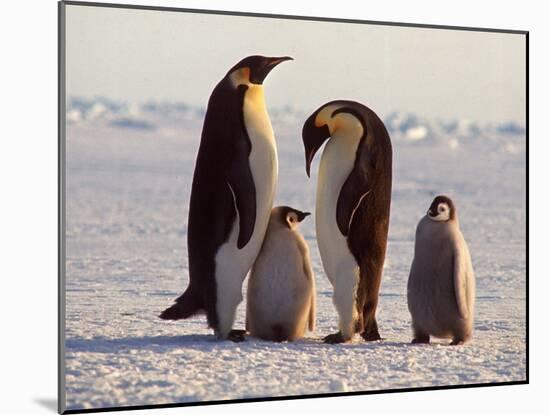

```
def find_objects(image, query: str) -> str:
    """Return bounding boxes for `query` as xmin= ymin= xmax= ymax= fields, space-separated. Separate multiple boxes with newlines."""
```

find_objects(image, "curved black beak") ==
xmin=252 ymin=56 xmax=293 ymax=84
xmin=302 ymin=112 xmax=331 ymax=177
xmin=296 ymin=211 xmax=311 ymax=222
xmin=267 ymin=56 xmax=294 ymax=66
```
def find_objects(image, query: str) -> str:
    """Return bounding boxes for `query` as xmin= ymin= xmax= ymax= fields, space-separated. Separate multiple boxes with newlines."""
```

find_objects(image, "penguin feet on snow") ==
xmin=411 ymin=331 xmax=430 ymax=344
xmin=361 ymin=330 xmax=383 ymax=342
xmin=323 ymin=324 xmax=382 ymax=344
xmin=227 ymin=329 xmax=247 ymax=342
xmin=323 ymin=332 xmax=347 ymax=344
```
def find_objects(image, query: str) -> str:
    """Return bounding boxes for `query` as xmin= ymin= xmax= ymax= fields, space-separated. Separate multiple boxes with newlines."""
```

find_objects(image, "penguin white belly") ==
xmin=248 ymin=231 xmax=311 ymax=334
xmin=316 ymin=131 xmax=362 ymax=336
xmin=316 ymin=132 xmax=359 ymax=285
xmin=214 ymin=84 xmax=278 ymax=337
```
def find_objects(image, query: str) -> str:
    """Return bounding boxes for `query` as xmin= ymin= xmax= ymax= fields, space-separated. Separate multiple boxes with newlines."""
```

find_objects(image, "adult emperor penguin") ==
xmin=246 ymin=206 xmax=316 ymax=342
xmin=407 ymin=196 xmax=476 ymax=345
xmin=302 ymin=100 xmax=392 ymax=344
xmin=160 ymin=55 xmax=292 ymax=342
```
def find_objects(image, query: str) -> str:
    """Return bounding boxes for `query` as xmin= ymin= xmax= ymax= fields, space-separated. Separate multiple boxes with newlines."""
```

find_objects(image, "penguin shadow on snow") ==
xmin=240 ymin=335 xmax=412 ymax=352
xmin=64 ymin=332 xmax=463 ymax=354
xmin=65 ymin=334 xmax=238 ymax=354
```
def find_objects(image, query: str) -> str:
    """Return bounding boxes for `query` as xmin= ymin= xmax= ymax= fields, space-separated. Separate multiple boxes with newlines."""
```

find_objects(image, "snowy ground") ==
xmin=63 ymin=106 xmax=526 ymax=411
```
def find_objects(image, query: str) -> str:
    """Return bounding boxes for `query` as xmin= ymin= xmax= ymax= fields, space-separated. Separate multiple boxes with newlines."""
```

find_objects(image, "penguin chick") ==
xmin=246 ymin=206 xmax=316 ymax=342
xmin=407 ymin=195 xmax=476 ymax=345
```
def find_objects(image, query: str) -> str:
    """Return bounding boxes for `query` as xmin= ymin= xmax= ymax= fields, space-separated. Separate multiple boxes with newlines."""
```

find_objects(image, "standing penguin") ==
xmin=160 ymin=55 xmax=293 ymax=341
xmin=407 ymin=196 xmax=475 ymax=345
xmin=302 ymin=100 xmax=392 ymax=343
xmin=246 ymin=206 xmax=316 ymax=342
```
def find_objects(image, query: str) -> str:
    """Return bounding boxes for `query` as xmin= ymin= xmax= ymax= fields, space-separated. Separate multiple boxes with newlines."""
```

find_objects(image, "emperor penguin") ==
xmin=160 ymin=55 xmax=293 ymax=341
xmin=407 ymin=195 xmax=475 ymax=345
xmin=246 ymin=206 xmax=316 ymax=342
xmin=302 ymin=100 xmax=392 ymax=344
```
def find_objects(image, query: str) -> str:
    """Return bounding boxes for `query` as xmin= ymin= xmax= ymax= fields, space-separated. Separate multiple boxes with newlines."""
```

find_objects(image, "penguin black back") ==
xmin=335 ymin=103 xmax=392 ymax=338
xmin=160 ymin=55 xmax=292 ymax=341
xmin=338 ymin=104 xmax=392 ymax=263
xmin=302 ymin=100 xmax=392 ymax=343
xmin=160 ymin=79 xmax=252 ymax=327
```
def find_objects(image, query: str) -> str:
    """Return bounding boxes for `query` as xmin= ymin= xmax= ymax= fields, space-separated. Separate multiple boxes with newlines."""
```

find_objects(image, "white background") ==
xmin=0 ymin=0 xmax=542 ymax=414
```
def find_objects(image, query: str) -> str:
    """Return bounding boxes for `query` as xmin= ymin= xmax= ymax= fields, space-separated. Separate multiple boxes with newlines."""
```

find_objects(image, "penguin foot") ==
xmin=227 ymin=329 xmax=246 ymax=343
xmin=323 ymin=332 xmax=349 ymax=344
xmin=361 ymin=330 xmax=382 ymax=342
xmin=411 ymin=336 xmax=430 ymax=344
xmin=450 ymin=339 xmax=465 ymax=346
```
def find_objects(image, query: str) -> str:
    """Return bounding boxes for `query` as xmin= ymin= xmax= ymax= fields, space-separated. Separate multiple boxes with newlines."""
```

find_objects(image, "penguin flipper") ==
xmin=308 ymin=292 xmax=316 ymax=332
xmin=302 ymin=252 xmax=316 ymax=332
xmin=335 ymin=107 xmax=391 ymax=238
xmin=453 ymin=237 xmax=470 ymax=319
xmin=336 ymin=167 xmax=370 ymax=237
xmin=225 ymin=83 xmax=256 ymax=250
xmin=226 ymin=168 xmax=256 ymax=249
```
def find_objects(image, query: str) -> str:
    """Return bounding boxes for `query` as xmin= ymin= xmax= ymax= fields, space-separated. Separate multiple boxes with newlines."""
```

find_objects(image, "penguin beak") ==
xmin=267 ymin=56 xmax=294 ymax=67
xmin=296 ymin=211 xmax=311 ymax=222
xmin=252 ymin=56 xmax=293 ymax=84
xmin=302 ymin=112 xmax=331 ymax=177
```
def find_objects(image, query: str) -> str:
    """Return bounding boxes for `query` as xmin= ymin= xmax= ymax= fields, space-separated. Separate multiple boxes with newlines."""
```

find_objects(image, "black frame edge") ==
xmin=58 ymin=1 xmax=67 ymax=414
xmin=62 ymin=381 xmax=528 ymax=414
xmin=62 ymin=0 xmax=528 ymax=35
xmin=525 ymin=31 xmax=529 ymax=385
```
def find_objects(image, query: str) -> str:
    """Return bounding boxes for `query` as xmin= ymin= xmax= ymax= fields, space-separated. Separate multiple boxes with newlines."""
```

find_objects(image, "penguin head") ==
xmin=272 ymin=206 xmax=310 ymax=230
xmin=227 ymin=55 xmax=293 ymax=85
xmin=427 ymin=195 xmax=456 ymax=222
xmin=302 ymin=101 xmax=366 ymax=177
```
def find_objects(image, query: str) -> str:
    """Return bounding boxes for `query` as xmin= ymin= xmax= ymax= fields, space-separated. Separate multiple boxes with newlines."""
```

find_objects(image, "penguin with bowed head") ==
xmin=160 ymin=55 xmax=293 ymax=342
xmin=246 ymin=206 xmax=316 ymax=342
xmin=407 ymin=195 xmax=476 ymax=345
xmin=302 ymin=100 xmax=392 ymax=343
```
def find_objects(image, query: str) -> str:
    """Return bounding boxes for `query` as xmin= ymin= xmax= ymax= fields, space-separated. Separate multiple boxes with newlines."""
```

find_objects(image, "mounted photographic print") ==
xmin=58 ymin=1 xmax=528 ymax=413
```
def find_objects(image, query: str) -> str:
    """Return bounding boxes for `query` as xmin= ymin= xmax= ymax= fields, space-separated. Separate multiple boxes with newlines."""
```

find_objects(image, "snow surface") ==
xmin=64 ymin=100 xmax=526 ymax=411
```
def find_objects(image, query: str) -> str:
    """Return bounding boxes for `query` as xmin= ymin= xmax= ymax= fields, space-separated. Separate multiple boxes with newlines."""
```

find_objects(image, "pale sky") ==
xmin=65 ymin=4 xmax=526 ymax=123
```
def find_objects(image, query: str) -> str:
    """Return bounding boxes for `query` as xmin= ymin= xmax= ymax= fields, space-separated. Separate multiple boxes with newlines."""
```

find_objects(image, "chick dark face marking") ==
xmin=427 ymin=195 xmax=455 ymax=222
xmin=277 ymin=206 xmax=310 ymax=229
